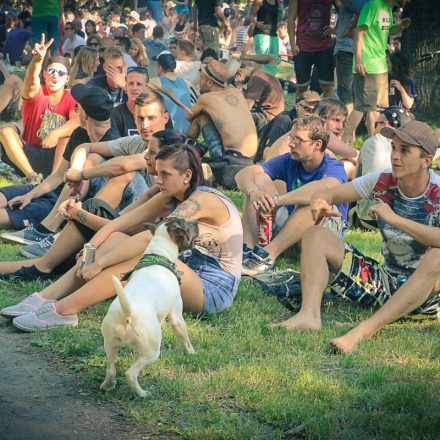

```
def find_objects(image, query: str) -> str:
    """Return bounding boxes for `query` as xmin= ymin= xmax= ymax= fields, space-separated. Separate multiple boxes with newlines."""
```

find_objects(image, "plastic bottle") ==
xmin=283 ymin=81 xmax=289 ymax=96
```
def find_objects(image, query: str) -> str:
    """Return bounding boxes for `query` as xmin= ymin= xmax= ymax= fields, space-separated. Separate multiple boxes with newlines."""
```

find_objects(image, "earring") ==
xmin=184 ymin=179 xmax=188 ymax=184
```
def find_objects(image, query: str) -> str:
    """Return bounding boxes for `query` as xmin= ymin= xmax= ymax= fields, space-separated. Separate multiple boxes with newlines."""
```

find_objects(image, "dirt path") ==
xmin=0 ymin=324 xmax=148 ymax=440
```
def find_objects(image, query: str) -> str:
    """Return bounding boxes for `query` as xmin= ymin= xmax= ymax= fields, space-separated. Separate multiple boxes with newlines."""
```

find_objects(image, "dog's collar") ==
xmin=121 ymin=253 xmax=183 ymax=284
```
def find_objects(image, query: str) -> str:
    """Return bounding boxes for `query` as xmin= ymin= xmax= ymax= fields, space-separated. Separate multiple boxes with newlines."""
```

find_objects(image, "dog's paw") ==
xmin=186 ymin=346 xmax=195 ymax=355
xmin=135 ymin=388 xmax=149 ymax=398
xmin=100 ymin=378 xmax=117 ymax=391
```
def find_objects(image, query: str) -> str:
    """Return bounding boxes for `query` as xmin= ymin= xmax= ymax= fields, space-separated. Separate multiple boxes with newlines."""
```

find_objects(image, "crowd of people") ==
xmin=0 ymin=0 xmax=438 ymax=356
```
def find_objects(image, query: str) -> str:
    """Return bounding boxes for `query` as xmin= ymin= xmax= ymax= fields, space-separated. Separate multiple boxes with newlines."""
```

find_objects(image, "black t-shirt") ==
xmin=110 ymin=103 xmax=138 ymax=138
xmin=195 ymin=0 xmax=222 ymax=27
xmin=86 ymin=75 xmax=127 ymax=106
xmin=63 ymin=126 xmax=120 ymax=163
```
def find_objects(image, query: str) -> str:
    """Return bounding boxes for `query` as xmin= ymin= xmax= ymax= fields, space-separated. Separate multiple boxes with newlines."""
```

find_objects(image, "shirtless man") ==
xmin=187 ymin=60 xmax=258 ymax=160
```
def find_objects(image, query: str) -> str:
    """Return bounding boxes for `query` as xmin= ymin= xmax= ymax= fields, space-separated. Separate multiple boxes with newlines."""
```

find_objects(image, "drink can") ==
xmin=258 ymin=211 xmax=273 ymax=246
xmin=81 ymin=243 xmax=96 ymax=269
xmin=389 ymin=85 xmax=395 ymax=96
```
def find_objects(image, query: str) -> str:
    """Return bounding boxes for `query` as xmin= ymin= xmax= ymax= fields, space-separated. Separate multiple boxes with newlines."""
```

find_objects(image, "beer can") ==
xmin=258 ymin=212 xmax=273 ymax=246
xmin=389 ymin=85 xmax=395 ymax=96
xmin=81 ymin=243 xmax=96 ymax=269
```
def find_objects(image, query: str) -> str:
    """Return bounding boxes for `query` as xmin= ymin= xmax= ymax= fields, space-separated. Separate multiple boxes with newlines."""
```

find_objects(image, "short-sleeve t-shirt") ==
xmin=108 ymin=135 xmax=146 ymax=157
xmin=296 ymin=0 xmax=333 ymax=52
xmin=86 ymin=75 xmax=127 ymax=106
xmin=354 ymin=0 xmax=393 ymax=74
xmin=261 ymin=153 xmax=348 ymax=221
xmin=22 ymin=86 xmax=77 ymax=147
xmin=244 ymin=70 xmax=284 ymax=120
xmin=389 ymin=76 xmax=418 ymax=111
xmin=63 ymin=126 xmax=120 ymax=163
xmin=195 ymin=0 xmax=222 ymax=27
xmin=110 ymin=104 xmax=138 ymax=137
xmin=3 ymin=28 xmax=31 ymax=64
xmin=32 ymin=0 xmax=59 ymax=17
xmin=353 ymin=170 xmax=440 ymax=277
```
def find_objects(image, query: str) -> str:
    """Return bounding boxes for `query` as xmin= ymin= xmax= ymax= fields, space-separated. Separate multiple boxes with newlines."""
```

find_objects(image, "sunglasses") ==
xmin=64 ymin=27 xmax=74 ymax=31
xmin=88 ymin=42 xmax=100 ymax=47
xmin=47 ymin=67 xmax=68 ymax=77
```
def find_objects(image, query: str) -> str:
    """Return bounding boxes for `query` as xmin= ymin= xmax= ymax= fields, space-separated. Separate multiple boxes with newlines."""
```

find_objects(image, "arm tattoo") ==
xmin=225 ymin=94 xmax=239 ymax=106
xmin=170 ymin=198 xmax=201 ymax=220
xmin=77 ymin=209 xmax=87 ymax=224
xmin=213 ymin=117 xmax=226 ymax=131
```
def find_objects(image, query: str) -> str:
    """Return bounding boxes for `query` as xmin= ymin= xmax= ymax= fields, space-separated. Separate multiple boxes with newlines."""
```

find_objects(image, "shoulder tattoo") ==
xmin=171 ymin=198 xmax=201 ymax=220
xmin=224 ymin=94 xmax=239 ymax=106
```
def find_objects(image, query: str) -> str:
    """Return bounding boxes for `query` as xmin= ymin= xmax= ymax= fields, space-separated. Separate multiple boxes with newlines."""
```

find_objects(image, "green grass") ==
xmin=1 ymin=185 xmax=439 ymax=439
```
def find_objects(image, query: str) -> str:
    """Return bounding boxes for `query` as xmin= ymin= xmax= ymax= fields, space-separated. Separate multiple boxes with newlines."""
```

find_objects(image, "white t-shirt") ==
xmin=175 ymin=60 xmax=201 ymax=87
xmin=62 ymin=34 xmax=86 ymax=54
xmin=123 ymin=52 xmax=137 ymax=69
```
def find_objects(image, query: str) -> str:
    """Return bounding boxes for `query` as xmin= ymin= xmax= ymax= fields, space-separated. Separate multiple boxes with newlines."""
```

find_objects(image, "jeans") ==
xmin=335 ymin=51 xmax=354 ymax=105
xmin=201 ymin=120 xmax=223 ymax=160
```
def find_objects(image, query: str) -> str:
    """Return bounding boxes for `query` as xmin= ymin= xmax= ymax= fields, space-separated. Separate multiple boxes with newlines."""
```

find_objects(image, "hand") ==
xmin=356 ymin=62 xmax=368 ymax=75
xmin=32 ymin=33 xmax=54 ymax=60
xmin=368 ymin=203 xmax=397 ymax=224
xmin=390 ymin=79 xmax=403 ymax=91
xmin=80 ymin=260 xmax=103 ymax=281
xmin=7 ymin=194 xmax=32 ymax=210
xmin=310 ymin=198 xmax=341 ymax=223
xmin=256 ymin=22 xmax=270 ymax=32
xmin=64 ymin=168 xmax=83 ymax=183
xmin=104 ymin=63 xmax=126 ymax=89
xmin=290 ymin=43 xmax=300 ymax=57
xmin=249 ymin=189 xmax=277 ymax=213
xmin=323 ymin=26 xmax=336 ymax=36
xmin=41 ymin=131 xmax=59 ymax=149
xmin=58 ymin=198 xmax=82 ymax=220
xmin=400 ymin=17 xmax=411 ymax=30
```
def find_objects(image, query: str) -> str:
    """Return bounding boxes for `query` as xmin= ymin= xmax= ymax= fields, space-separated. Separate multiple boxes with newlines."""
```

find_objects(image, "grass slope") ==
xmin=0 ymin=183 xmax=439 ymax=439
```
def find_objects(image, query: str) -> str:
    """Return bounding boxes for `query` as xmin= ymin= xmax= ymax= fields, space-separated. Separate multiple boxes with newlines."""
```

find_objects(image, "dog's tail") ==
xmin=112 ymin=275 xmax=133 ymax=318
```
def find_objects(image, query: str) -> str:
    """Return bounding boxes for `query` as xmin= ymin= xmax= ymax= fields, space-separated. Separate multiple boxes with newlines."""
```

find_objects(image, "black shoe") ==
xmin=0 ymin=265 xmax=52 ymax=281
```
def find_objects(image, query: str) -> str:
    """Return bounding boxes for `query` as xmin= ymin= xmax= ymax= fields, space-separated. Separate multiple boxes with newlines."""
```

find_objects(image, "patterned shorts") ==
xmin=328 ymin=244 xmax=440 ymax=319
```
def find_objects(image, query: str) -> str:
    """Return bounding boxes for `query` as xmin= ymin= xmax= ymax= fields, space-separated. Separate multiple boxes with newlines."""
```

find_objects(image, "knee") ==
xmin=85 ymin=153 xmax=102 ymax=167
xmin=301 ymin=225 xmax=331 ymax=248
xmin=0 ymin=125 xmax=18 ymax=140
xmin=4 ymin=74 xmax=22 ymax=89
xmin=419 ymin=248 xmax=440 ymax=275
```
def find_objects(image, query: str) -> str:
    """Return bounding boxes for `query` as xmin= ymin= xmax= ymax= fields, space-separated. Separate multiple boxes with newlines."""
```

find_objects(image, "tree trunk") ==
xmin=401 ymin=1 xmax=440 ymax=118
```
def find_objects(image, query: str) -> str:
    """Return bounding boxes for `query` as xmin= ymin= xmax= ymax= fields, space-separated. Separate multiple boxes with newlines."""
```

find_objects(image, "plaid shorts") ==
xmin=328 ymin=243 xmax=440 ymax=319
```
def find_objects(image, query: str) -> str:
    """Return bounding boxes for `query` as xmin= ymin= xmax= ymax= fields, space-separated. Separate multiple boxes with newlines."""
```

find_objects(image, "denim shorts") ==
xmin=146 ymin=0 xmax=163 ymax=22
xmin=179 ymin=248 xmax=240 ymax=315
xmin=118 ymin=171 xmax=148 ymax=212
xmin=294 ymin=47 xmax=335 ymax=86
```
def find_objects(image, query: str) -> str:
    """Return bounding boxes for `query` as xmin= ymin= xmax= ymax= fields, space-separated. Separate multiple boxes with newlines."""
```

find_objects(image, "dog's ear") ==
xmin=142 ymin=222 xmax=158 ymax=235
xmin=165 ymin=217 xmax=198 ymax=252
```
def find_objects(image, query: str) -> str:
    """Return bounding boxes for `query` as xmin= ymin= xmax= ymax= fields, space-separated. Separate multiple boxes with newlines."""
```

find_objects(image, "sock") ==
xmin=34 ymin=224 xmax=53 ymax=234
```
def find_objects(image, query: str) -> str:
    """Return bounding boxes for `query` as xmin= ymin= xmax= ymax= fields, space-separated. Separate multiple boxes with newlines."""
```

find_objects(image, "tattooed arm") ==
xmin=168 ymin=191 xmax=229 ymax=226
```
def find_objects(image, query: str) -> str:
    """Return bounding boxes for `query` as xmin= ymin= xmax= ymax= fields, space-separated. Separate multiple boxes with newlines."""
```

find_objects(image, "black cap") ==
xmin=154 ymin=50 xmax=176 ymax=71
xmin=378 ymin=106 xmax=413 ymax=128
xmin=71 ymin=84 xmax=113 ymax=121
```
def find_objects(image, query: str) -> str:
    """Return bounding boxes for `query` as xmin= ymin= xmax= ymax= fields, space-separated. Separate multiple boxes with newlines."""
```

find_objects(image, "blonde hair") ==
xmin=130 ymin=38 xmax=150 ymax=67
xmin=69 ymin=46 xmax=99 ymax=86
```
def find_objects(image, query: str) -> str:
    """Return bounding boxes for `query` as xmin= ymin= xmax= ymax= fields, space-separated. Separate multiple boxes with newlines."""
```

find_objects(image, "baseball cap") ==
xmin=381 ymin=120 xmax=438 ymax=156
xmin=129 ymin=10 xmax=140 ymax=21
xmin=378 ymin=106 xmax=413 ymax=128
xmin=71 ymin=84 xmax=114 ymax=121
xmin=154 ymin=50 xmax=176 ymax=71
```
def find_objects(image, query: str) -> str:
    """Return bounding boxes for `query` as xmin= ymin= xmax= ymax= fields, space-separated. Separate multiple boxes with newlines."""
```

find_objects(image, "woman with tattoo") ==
xmin=2 ymin=145 xmax=244 ymax=330
xmin=0 ymin=130 xmax=187 ymax=281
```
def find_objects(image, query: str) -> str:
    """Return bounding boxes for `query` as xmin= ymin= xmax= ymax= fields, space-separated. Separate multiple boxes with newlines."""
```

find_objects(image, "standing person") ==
xmin=342 ymin=0 xmax=411 ymax=140
xmin=193 ymin=0 xmax=230 ymax=53
xmin=249 ymin=0 xmax=280 ymax=76
xmin=333 ymin=0 xmax=368 ymax=115
xmin=288 ymin=0 xmax=338 ymax=98
xmin=0 ymin=35 xmax=78 ymax=181
xmin=31 ymin=0 xmax=63 ymax=55
xmin=274 ymin=121 xmax=440 ymax=355
xmin=145 ymin=0 xmax=164 ymax=23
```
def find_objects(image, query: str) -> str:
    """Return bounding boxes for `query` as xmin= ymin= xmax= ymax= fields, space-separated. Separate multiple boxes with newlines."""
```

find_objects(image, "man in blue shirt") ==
xmin=236 ymin=114 xmax=348 ymax=276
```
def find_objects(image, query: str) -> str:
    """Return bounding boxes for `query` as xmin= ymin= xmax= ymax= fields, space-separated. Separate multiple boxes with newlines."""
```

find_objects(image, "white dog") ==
xmin=100 ymin=217 xmax=199 ymax=397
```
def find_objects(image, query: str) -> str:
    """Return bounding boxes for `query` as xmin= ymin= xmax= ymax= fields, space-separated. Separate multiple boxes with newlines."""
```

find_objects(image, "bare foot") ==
xmin=330 ymin=332 xmax=361 ymax=354
xmin=269 ymin=313 xmax=321 ymax=331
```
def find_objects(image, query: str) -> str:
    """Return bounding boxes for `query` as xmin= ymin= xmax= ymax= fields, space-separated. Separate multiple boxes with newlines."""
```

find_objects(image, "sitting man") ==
xmin=236 ymin=114 xmax=348 ymax=276
xmin=0 ymin=35 xmax=78 ymax=182
xmin=277 ymin=121 xmax=440 ymax=355
xmin=87 ymin=46 xmax=127 ymax=106
xmin=187 ymin=60 xmax=258 ymax=186
xmin=0 ymin=86 xmax=118 ymax=251
xmin=110 ymin=66 xmax=150 ymax=137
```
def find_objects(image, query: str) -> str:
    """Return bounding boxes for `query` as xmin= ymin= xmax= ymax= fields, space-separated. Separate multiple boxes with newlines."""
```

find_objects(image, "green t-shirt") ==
xmin=354 ymin=0 xmax=393 ymax=74
xmin=32 ymin=0 xmax=59 ymax=18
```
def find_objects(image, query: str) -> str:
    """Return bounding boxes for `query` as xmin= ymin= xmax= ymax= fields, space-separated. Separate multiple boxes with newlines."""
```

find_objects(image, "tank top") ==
xmin=296 ymin=0 xmax=333 ymax=52
xmin=192 ymin=186 xmax=243 ymax=280
xmin=253 ymin=0 xmax=279 ymax=37
xmin=159 ymin=75 xmax=192 ymax=133
xmin=235 ymin=26 xmax=250 ymax=50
